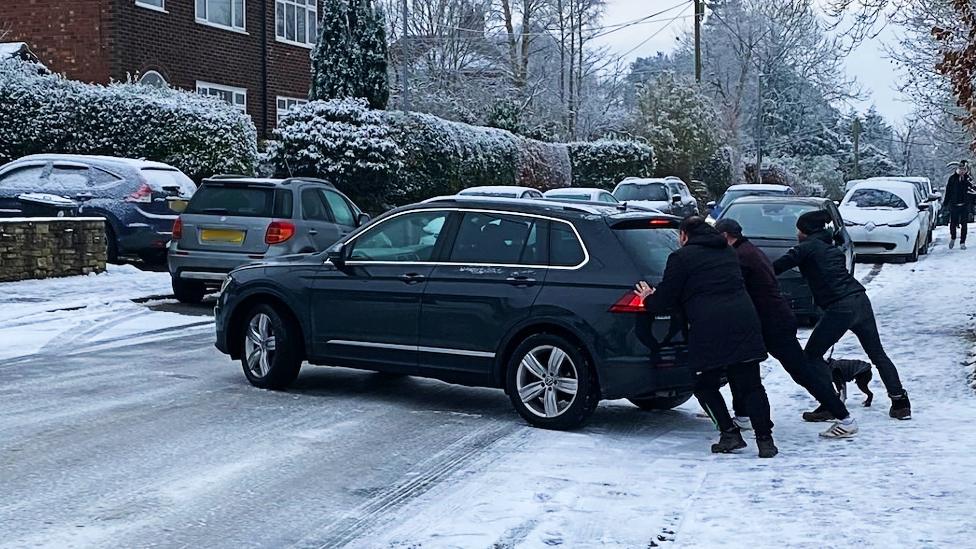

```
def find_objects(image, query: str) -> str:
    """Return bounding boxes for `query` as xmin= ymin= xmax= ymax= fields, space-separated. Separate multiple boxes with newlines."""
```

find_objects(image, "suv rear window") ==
xmin=141 ymin=168 xmax=197 ymax=197
xmin=185 ymin=184 xmax=291 ymax=218
xmin=611 ymin=220 xmax=680 ymax=280
xmin=615 ymin=183 xmax=669 ymax=202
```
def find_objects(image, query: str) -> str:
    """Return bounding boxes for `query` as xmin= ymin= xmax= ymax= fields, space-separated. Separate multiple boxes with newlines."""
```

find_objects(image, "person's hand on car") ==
xmin=634 ymin=281 xmax=655 ymax=301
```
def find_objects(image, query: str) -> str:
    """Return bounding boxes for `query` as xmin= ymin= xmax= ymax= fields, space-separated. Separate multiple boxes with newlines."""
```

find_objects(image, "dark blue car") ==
xmin=0 ymin=154 xmax=196 ymax=263
xmin=214 ymin=197 xmax=692 ymax=430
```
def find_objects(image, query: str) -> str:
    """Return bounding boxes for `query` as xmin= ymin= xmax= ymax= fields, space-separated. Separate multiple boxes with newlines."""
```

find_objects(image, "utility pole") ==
xmin=401 ymin=0 xmax=410 ymax=111
xmin=852 ymin=116 xmax=862 ymax=179
xmin=755 ymin=72 xmax=764 ymax=184
xmin=694 ymin=0 xmax=703 ymax=82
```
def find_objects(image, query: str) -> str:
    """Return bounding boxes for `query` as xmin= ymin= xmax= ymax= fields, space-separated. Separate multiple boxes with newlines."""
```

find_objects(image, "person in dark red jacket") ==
xmin=636 ymin=217 xmax=777 ymax=457
xmin=715 ymin=218 xmax=857 ymax=438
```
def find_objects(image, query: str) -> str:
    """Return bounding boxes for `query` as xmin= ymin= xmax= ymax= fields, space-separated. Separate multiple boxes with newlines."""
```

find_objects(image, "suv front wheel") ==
xmin=240 ymin=304 xmax=303 ymax=389
xmin=506 ymin=334 xmax=599 ymax=430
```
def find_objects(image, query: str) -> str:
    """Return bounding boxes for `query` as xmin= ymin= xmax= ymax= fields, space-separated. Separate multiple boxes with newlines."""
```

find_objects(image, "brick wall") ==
xmin=0 ymin=219 xmax=108 ymax=282
xmin=3 ymin=0 xmax=114 ymax=83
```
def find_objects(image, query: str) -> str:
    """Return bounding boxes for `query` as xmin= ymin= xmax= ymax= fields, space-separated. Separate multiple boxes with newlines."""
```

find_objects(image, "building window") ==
xmin=196 ymin=0 xmax=246 ymax=32
xmin=139 ymin=71 xmax=168 ymax=88
xmin=136 ymin=0 xmax=165 ymax=11
xmin=276 ymin=0 xmax=317 ymax=47
xmin=276 ymin=96 xmax=308 ymax=123
xmin=196 ymin=81 xmax=247 ymax=113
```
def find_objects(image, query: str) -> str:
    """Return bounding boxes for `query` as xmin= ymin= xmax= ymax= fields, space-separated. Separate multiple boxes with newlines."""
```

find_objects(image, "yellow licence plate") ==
xmin=200 ymin=229 xmax=245 ymax=244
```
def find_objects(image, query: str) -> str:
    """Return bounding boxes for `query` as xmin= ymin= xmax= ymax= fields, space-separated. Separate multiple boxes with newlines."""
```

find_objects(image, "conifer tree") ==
xmin=310 ymin=0 xmax=389 ymax=109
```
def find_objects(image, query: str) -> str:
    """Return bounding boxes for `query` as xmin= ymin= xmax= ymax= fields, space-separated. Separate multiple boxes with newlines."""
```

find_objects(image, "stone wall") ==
xmin=0 ymin=218 xmax=107 ymax=282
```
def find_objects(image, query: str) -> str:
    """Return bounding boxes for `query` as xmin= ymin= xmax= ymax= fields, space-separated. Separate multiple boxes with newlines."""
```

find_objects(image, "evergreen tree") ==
xmin=310 ymin=0 xmax=389 ymax=109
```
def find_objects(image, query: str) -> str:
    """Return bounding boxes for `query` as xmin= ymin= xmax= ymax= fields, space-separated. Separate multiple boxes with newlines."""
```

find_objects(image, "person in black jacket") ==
xmin=635 ymin=216 xmax=777 ymax=458
xmin=945 ymin=160 xmax=975 ymax=249
xmin=714 ymin=218 xmax=857 ymax=438
xmin=773 ymin=210 xmax=911 ymax=420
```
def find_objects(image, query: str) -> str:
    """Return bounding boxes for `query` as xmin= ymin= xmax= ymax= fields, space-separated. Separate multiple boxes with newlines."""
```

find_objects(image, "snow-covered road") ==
xmin=1 ymin=227 xmax=974 ymax=548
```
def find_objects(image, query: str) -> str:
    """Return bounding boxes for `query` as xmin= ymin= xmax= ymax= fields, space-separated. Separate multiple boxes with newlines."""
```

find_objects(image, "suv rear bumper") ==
xmin=168 ymin=242 xmax=263 ymax=281
xmin=599 ymin=355 xmax=694 ymax=400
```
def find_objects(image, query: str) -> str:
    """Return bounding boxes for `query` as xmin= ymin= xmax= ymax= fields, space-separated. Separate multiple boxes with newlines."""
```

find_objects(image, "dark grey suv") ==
xmin=168 ymin=176 xmax=368 ymax=303
xmin=214 ymin=197 xmax=692 ymax=430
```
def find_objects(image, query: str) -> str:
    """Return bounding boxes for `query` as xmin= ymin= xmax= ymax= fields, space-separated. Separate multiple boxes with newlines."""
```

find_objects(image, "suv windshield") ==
xmin=722 ymin=202 xmax=817 ymax=240
xmin=846 ymin=189 xmax=908 ymax=209
xmin=185 ymin=184 xmax=281 ymax=218
xmin=615 ymin=183 xmax=669 ymax=202
xmin=611 ymin=221 xmax=680 ymax=280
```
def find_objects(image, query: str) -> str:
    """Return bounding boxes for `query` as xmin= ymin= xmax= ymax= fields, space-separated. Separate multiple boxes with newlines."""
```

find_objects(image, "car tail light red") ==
xmin=609 ymin=292 xmax=646 ymax=313
xmin=648 ymin=219 xmax=675 ymax=227
xmin=265 ymin=220 xmax=295 ymax=244
xmin=172 ymin=217 xmax=183 ymax=240
xmin=125 ymin=182 xmax=153 ymax=203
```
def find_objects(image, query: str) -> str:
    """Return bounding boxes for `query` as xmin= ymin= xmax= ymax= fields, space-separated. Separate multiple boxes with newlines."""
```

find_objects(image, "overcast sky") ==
xmin=591 ymin=0 xmax=911 ymax=124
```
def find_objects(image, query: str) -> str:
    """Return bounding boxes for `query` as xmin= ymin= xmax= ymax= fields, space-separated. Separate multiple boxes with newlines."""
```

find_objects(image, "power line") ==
xmin=615 ymin=3 xmax=692 ymax=61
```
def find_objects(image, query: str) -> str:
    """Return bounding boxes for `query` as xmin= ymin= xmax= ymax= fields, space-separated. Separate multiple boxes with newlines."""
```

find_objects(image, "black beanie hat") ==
xmin=714 ymin=218 xmax=743 ymax=237
xmin=796 ymin=210 xmax=831 ymax=235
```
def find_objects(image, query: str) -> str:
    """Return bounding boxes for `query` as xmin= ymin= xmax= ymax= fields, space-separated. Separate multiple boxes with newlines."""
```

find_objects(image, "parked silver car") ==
xmin=168 ymin=176 xmax=368 ymax=303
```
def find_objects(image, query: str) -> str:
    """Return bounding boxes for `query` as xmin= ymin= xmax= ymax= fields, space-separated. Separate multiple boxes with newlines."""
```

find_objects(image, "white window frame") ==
xmin=135 ymin=0 xmax=166 ymax=12
xmin=275 ymin=0 xmax=317 ymax=48
xmin=195 ymin=0 xmax=247 ymax=33
xmin=139 ymin=70 xmax=168 ymax=88
xmin=196 ymin=81 xmax=247 ymax=113
xmin=276 ymin=96 xmax=308 ymax=124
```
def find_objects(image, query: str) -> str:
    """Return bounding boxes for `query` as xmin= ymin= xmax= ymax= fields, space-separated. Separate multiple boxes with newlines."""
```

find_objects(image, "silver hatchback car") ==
xmin=168 ymin=176 xmax=368 ymax=303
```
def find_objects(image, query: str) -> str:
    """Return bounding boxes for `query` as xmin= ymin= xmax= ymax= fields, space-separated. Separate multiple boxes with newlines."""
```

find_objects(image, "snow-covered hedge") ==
xmin=0 ymin=59 xmax=257 ymax=181
xmin=568 ymin=140 xmax=655 ymax=190
xmin=270 ymin=99 xmax=572 ymax=210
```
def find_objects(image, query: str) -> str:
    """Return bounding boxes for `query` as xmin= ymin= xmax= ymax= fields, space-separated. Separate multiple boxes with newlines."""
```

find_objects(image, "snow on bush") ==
xmin=267 ymin=98 xmax=403 ymax=207
xmin=0 ymin=59 xmax=257 ymax=181
xmin=271 ymin=99 xmax=572 ymax=210
xmin=568 ymin=140 xmax=655 ymax=190
xmin=694 ymin=145 xmax=740 ymax=198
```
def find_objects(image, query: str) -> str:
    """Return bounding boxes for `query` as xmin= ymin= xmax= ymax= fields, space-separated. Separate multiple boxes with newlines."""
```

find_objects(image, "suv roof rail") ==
xmin=207 ymin=174 xmax=254 ymax=179
xmin=281 ymin=176 xmax=336 ymax=188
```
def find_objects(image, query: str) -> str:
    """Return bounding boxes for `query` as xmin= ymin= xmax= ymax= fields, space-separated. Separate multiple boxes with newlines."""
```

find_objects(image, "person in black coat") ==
xmin=715 ymin=218 xmax=857 ymax=438
xmin=945 ymin=160 xmax=975 ymax=249
xmin=635 ymin=216 xmax=777 ymax=458
xmin=773 ymin=210 xmax=911 ymax=420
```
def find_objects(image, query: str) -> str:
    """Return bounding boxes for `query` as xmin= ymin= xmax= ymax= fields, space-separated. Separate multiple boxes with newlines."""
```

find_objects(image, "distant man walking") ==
xmin=946 ymin=160 xmax=975 ymax=250
xmin=715 ymin=218 xmax=858 ymax=438
xmin=636 ymin=217 xmax=777 ymax=458
xmin=773 ymin=210 xmax=911 ymax=420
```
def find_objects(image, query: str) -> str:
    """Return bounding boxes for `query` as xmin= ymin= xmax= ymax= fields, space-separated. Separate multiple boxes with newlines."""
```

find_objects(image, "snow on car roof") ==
xmin=459 ymin=186 xmax=537 ymax=193
xmin=15 ymin=154 xmax=177 ymax=170
xmin=543 ymin=188 xmax=603 ymax=194
xmin=616 ymin=177 xmax=671 ymax=185
xmin=726 ymin=184 xmax=792 ymax=191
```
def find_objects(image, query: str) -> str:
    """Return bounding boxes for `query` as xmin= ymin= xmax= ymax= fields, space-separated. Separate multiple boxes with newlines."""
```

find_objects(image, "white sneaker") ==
xmin=962 ymin=242 xmax=968 ymax=250
xmin=820 ymin=417 xmax=858 ymax=438
xmin=732 ymin=415 xmax=753 ymax=431
xmin=950 ymin=239 xmax=956 ymax=249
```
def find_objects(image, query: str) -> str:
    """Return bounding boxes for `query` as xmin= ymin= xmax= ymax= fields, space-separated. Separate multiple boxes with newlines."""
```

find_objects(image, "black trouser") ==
xmin=805 ymin=292 xmax=905 ymax=398
xmin=695 ymin=361 xmax=772 ymax=437
xmin=949 ymin=204 xmax=969 ymax=243
xmin=733 ymin=327 xmax=850 ymax=420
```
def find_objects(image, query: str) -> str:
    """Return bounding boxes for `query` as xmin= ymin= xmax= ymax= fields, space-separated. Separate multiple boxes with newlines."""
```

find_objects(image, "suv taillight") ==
xmin=609 ymin=292 xmax=646 ymax=313
xmin=172 ymin=217 xmax=183 ymax=240
xmin=265 ymin=220 xmax=295 ymax=244
xmin=125 ymin=182 xmax=153 ymax=203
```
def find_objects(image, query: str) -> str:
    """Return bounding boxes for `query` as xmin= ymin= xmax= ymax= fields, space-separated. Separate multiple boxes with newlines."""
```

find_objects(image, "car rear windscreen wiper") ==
xmin=201 ymin=208 xmax=229 ymax=215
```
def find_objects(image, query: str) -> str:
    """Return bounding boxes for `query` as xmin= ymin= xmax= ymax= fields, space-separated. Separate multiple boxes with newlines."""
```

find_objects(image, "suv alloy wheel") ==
xmin=240 ymin=304 xmax=303 ymax=389
xmin=506 ymin=333 xmax=599 ymax=430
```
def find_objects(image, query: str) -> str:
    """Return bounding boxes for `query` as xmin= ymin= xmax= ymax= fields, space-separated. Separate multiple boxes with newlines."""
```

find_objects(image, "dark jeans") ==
xmin=805 ymin=292 xmax=905 ymax=398
xmin=949 ymin=204 xmax=970 ymax=243
xmin=695 ymin=361 xmax=773 ymax=437
xmin=733 ymin=327 xmax=850 ymax=420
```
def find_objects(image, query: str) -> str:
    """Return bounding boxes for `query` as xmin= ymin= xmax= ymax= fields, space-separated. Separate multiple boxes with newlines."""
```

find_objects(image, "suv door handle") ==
xmin=308 ymin=229 xmax=319 ymax=235
xmin=399 ymin=272 xmax=426 ymax=284
xmin=505 ymin=276 xmax=537 ymax=287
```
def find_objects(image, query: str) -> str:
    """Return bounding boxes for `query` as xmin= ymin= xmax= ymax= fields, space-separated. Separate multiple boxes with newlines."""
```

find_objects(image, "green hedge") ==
xmin=568 ymin=140 xmax=655 ymax=190
xmin=0 ymin=59 xmax=257 ymax=181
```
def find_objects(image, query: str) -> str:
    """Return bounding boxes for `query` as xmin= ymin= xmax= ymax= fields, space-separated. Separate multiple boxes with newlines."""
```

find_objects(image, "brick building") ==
xmin=3 ymin=0 xmax=321 ymax=137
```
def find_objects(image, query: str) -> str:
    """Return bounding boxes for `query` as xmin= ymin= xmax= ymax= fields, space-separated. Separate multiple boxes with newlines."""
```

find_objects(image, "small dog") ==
xmin=827 ymin=358 xmax=874 ymax=407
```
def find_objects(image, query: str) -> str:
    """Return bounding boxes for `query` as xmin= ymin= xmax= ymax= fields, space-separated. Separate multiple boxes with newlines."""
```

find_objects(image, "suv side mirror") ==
xmin=327 ymin=243 xmax=347 ymax=266
xmin=671 ymin=194 xmax=682 ymax=204
xmin=356 ymin=212 xmax=372 ymax=227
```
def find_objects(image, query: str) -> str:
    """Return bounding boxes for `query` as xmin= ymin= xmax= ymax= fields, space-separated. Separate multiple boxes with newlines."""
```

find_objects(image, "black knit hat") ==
xmin=796 ymin=210 xmax=831 ymax=235
xmin=714 ymin=218 xmax=743 ymax=237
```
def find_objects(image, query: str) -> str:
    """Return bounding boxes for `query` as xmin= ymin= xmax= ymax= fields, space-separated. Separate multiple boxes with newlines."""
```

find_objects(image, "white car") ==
xmin=866 ymin=176 xmax=941 ymax=233
xmin=840 ymin=180 xmax=932 ymax=262
xmin=543 ymin=188 xmax=619 ymax=204
xmin=458 ymin=186 xmax=544 ymax=199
